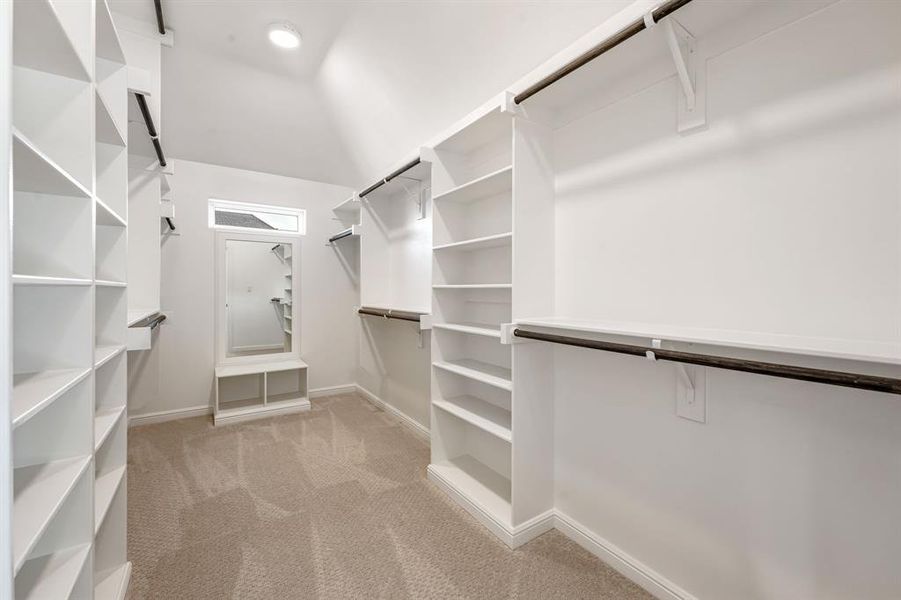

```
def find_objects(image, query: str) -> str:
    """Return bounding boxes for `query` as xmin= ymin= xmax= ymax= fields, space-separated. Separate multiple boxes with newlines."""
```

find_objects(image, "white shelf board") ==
xmin=127 ymin=308 xmax=159 ymax=327
xmin=433 ymin=232 xmax=513 ymax=252
xmin=432 ymin=166 xmax=512 ymax=204
xmin=433 ymin=107 xmax=511 ymax=155
xmin=433 ymin=284 xmax=512 ymax=290
xmin=94 ymin=407 xmax=125 ymax=452
xmin=329 ymin=224 xmax=361 ymax=242
xmin=215 ymin=358 xmax=308 ymax=379
xmin=12 ymin=130 xmax=91 ymax=198
xmin=12 ymin=0 xmax=91 ymax=81
xmin=434 ymin=396 xmax=512 ymax=442
xmin=332 ymin=195 xmax=361 ymax=213
xmin=515 ymin=317 xmax=901 ymax=366
xmin=429 ymin=456 xmax=511 ymax=524
xmin=95 ymin=0 xmax=126 ymax=63
xmin=95 ymin=86 xmax=125 ymax=146
xmin=432 ymin=359 xmax=513 ymax=391
xmin=12 ymin=368 xmax=91 ymax=428
xmin=94 ymin=466 xmax=126 ymax=534
xmin=95 ymin=344 xmax=125 ymax=369
xmin=433 ymin=322 xmax=502 ymax=339
xmin=15 ymin=544 xmax=91 ymax=600
xmin=95 ymin=562 xmax=131 ymax=600
xmin=13 ymin=456 xmax=92 ymax=573
xmin=96 ymin=197 xmax=127 ymax=227
xmin=95 ymin=279 xmax=127 ymax=288
xmin=12 ymin=274 xmax=92 ymax=286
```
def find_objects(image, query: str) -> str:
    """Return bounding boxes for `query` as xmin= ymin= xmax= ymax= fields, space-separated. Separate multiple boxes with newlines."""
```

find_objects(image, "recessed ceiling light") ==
xmin=268 ymin=22 xmax=301 ymax=49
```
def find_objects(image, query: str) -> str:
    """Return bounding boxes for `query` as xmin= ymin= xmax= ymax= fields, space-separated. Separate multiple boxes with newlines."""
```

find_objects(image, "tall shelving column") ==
xmin=93 ymin=0 xmax=131 ymax=597
xmin=427 ymin=106 xmax=518 ymax=544
xmin=7 ymin=0 xmax=130 ymax=597
xmin=10 ymin=0 xmax=97 ymax=598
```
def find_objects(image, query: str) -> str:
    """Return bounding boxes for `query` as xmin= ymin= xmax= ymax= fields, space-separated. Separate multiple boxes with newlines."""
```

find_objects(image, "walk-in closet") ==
xmin=1 ymin=0 xmax=899 ymax=598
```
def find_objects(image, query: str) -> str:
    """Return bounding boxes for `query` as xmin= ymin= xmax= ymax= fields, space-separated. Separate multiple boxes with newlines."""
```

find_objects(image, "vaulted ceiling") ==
xmin=111 ymin=1 xmax=631 ymax=187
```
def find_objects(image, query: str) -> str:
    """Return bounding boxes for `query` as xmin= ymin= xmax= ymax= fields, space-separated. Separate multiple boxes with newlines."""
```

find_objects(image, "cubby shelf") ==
xmin=432 ymin=322 xmax=501 ymax=338
xmin=13 ymin=456 xmax=92 ymax=573
xmin=429 ymin=456 xmax=511 ymax=523
xmin=12 ymin=0 xmax=92 ymax=82
xmin=15 ymin=543 xmax=91 ymax=600
xmin=94 ymin=408 xmax=125 ymax=452
xmin=433 ymin=232 xmax=512 ymax=252
xmin=432 ymin=359 xmax=512 ymax=391
xmin=94 ymin=344 xmax=125 ymax=369
xmin=95 ymin=563 xmax=131 ymax=600
xmin=95 ymin=87 xmax=125 ymax=146
xmin=96 ymin=197 xmax=126 ymax=228
xmin=432 ymin=165 xmax=512 ymax=204
xmin=434 ymin=396 xmax=512 ymax=442
xmin=94 ymin=466 xmax=125 ymax=534
xmin=12 ymin=130 xmax=91 ymax=198
xmin=12 ymin=368 xmax=91 ymax=428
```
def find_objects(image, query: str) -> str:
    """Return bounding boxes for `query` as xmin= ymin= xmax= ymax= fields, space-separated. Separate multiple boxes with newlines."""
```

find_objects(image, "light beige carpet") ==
xmin=127 ymin=393 xmax=652 ymax=599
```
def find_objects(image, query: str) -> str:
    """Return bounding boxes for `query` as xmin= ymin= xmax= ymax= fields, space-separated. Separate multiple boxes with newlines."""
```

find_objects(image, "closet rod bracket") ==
xmin=659 ymin=16 xmax=707 ymax=133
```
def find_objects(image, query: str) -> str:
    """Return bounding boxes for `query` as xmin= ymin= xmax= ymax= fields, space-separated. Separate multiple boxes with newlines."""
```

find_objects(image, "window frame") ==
xmin=208 ymin=198 xmax=306 ymax=236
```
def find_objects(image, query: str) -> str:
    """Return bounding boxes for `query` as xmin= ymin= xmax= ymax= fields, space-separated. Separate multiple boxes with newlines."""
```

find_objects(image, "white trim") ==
xmin=553 ymin=510 xmax=698 ymax=600
xmin=309 ymin=384 xmax=357 ymax=398
xmin=355 ymin=385 xmax=430 ymax=441
xmin=128 ymin=404 xmax=211 ymax=427
xmin=213 ymin=398 xmax=310 ymax=426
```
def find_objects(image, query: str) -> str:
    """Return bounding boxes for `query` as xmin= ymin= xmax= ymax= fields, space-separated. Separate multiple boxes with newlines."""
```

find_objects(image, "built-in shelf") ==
xmin=12 ymin=274 xmax=92 ymax=287
xmin=12 ymin=368 xmax=92 ymax=428
xmin=514 ymin=317 xmax=901 ymax=366
xmin=15 ymin=543 xmax=91 ymax=600
xmin=12 ymin=130 xmax=91 ymax=198
xmin=96 ymin=197 xmax=126 ymax=227
xmin=95 ymin=0 xmax=125 ymax=64
xmin=94 ymin=466 xmax=125 ymax=534
xmin=94 ymin=345 xmax=125 ymax=369
xmin=95 ymin=87 xmax=125 ymax=146
xmin=94 ymin=408 xmax=125 ymax=452
xmin=12 ymin=0 xmax=92 ymax=82
xmin=432 ymin=359 xmax=512 ymax=391
xmin=432 ymin=166 xmax=512 ymax=204
xmin=433 ymin=322 xmax=501 ymax=339
xmin=127 ymin=308 xmax=159 ymax=327
xmin=432 ymin=284 xmax=512 ymax=290
xmin=13 ymin=456 xmax=92 ymax=573
xmin=433 ymin=232 xmax=512 ymax=252
xmin=332 ymin=195 xmax=361 ymax=213
xmin=328 ymin=225 xmax=361 ymax=243
xmin=95 ymin=280 xmax=126 ymax=288
xmin=434 ymin=396 xmax=512 ymax=442
xmin=94 ymin=563 xmax=131 ymax=600
xmin=429 ymin=456 xmax=511 ymax=524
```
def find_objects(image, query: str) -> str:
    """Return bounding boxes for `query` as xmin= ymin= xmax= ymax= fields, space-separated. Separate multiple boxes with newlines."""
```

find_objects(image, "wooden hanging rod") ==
xmin=154 ymin=0 xmax=166 ymax=35
xmin=358 ymin=307 xmax=424 ymax=323
xmin=359 ymin=158 xmax=421 ymax=198
xmin=513 ymin=328 xmax=901 ymax=395
xmin=134 ymin=93 xmax=167 ymax=167
xmin=513 ymin=0 xmax=694 ymax=105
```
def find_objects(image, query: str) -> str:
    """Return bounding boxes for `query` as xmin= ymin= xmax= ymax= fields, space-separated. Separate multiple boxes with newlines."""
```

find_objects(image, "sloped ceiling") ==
xmin=111 ymin=1 xmax=632 ymax=187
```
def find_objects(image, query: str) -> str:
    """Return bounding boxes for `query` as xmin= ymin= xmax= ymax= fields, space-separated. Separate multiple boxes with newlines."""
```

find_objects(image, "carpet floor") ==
xmin=126 ymin=393 xmax=652 ymax=599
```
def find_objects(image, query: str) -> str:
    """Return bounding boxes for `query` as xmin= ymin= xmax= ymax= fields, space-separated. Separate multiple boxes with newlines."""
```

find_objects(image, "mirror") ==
xmin=225 ymin=239 xmax=294 ymax=358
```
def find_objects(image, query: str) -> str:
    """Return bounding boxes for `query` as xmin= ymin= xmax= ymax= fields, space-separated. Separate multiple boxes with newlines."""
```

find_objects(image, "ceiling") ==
xmin=111 ymin=1 xmax=632 ymax=188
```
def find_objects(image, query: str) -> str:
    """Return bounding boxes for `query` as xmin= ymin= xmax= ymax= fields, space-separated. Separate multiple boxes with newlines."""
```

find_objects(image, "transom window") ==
xmin=209 ymin=199 xmax=306 ymax=235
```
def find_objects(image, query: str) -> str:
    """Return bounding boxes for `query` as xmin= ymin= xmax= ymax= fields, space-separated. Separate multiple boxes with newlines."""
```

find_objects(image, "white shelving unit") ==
xmin=214 ymin=359 xmax=310 ymax=425
xmin=6 ymin=1 xmax=131 ymax=597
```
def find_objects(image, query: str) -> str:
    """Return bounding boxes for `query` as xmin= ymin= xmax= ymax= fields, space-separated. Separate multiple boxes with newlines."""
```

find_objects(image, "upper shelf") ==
xmin=13 ymin=0 xmax=92 ymax=82
xmin=432 ymin=166 xmax=512 ymax=204
xmin=433 ymin=106 xmax=511 ymax=155
xmin=514 ymin=317 xmax=901 ymax=366
xmin=332 ymin=195 xmax=361 ymax=214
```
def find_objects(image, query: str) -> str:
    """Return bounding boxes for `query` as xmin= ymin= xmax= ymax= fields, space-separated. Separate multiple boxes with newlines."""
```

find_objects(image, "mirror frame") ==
xmin=214 ymin=230 xmax=301 ymax=366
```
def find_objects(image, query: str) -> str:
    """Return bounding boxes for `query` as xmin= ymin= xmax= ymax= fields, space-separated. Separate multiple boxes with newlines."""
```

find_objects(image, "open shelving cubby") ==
xmin=7 ymin=0 xmax=132 ymax=596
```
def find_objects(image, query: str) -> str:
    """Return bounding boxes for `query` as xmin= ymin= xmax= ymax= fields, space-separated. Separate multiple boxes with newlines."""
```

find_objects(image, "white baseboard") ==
xmin=554 ymin=511 xmax=697 ymax=600
xmin=128 ymin=404 xmax=211 ymax=427
xmin=355 ymin=384 xmax=430 ymax=441
xmin=309 ymin=383 xmax=357 ymax=398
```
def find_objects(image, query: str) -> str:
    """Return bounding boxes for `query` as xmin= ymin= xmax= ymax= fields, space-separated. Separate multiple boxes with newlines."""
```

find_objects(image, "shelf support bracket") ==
xmin=659 ymin=16 xmax=707 ymax=133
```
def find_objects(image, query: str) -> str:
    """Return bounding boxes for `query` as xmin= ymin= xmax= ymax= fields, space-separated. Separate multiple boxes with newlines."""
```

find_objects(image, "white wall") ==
xmin=128 ymin=160 xmax=355 ymax=418
xmin=550 ymin=2 xmax=901 ymax=598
